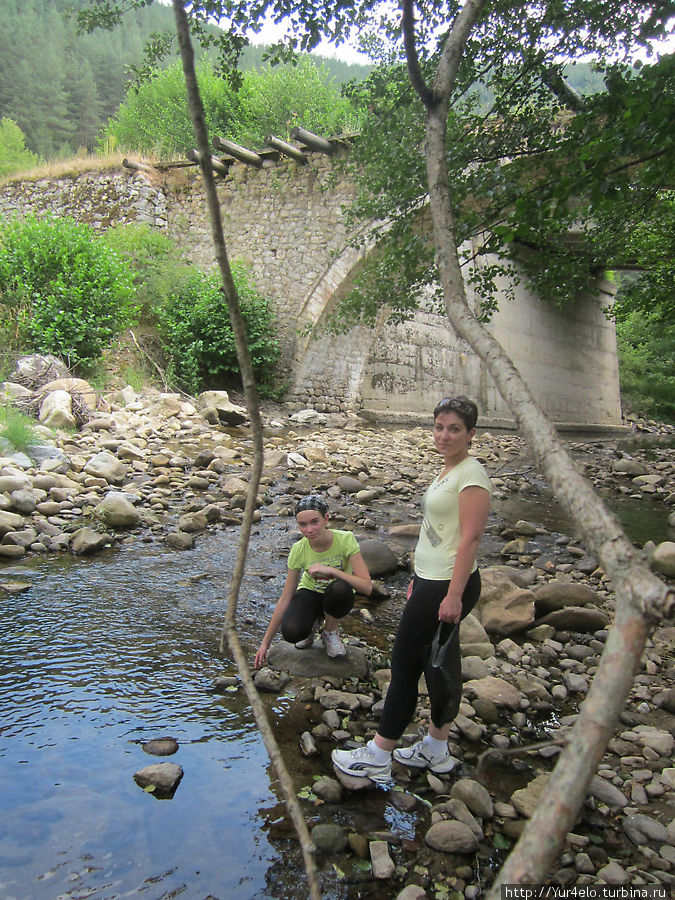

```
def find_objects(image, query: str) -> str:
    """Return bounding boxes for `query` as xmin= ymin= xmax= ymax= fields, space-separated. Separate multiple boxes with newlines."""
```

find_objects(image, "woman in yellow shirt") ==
xmin=333 ymin=397 xmax=491 ymax=783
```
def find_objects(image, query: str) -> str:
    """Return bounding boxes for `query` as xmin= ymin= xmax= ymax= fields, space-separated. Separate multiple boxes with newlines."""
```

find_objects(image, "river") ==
xmin=1 ymin=441 xmax=672 ymax=900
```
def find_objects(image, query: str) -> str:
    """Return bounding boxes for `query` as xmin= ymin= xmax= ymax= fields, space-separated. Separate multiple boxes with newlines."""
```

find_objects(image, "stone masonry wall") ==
xmin=0 ymin=162 xmax=622 ymax=427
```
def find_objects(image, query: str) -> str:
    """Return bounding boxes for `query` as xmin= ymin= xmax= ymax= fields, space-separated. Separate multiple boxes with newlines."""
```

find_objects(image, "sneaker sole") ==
xmin=393 ymin=753 xmax=458 ymax=775
xmin=332 ymin=759 xmax=392 ymax=784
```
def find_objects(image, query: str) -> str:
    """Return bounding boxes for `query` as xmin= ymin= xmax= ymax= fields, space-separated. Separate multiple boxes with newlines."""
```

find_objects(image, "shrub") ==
xmin=157 ymin=263 xmax=280 ymax=395
xmin=0 ymin=118 xmax=38 ymax=179
xmin=0 ymin=215 xmax=138 ymax=365
xmin=100 ymin=223 xmax=194 ymax=324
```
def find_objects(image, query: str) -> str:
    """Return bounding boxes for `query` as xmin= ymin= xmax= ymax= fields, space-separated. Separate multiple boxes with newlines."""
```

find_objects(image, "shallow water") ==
xmin=0 ymin=539 xmax=286 ymax=900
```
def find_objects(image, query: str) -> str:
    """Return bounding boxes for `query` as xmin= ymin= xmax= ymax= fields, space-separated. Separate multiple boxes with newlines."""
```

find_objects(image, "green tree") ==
xmin=157 ymin=264 xmax=280 ymax=394
xmin=77 ymin=3 xmax=675 ymax=895
xmin=236 ymin=56 xmax=363 ymax=147
xmin=0 ymin=118 xmax=38 ymax=178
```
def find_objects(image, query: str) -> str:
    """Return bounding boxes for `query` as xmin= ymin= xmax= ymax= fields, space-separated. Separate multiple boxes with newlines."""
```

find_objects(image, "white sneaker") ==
xmin=393 ymin=739 xmax=458 ymax=774
xmin=332 ymin=744 xmax=392 ymax=784
xmin=321 ymin=628 xmax=346 ymax=658
xmin=295 ymin=618 xmax=321 ymax=649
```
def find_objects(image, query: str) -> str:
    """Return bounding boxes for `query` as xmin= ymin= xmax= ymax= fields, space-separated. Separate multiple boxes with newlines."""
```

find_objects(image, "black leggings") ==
xmin=280 ymin=580 xmax=354 ymax=644
xmin=378 ymin=569 xmax=482 ymax=739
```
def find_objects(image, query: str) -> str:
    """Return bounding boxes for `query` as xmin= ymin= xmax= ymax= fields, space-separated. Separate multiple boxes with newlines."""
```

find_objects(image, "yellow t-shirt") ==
xmin=414 ymin=456 xmax=491 ymax=580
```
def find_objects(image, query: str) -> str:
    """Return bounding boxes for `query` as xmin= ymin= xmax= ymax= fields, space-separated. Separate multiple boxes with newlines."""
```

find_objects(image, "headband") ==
xmin=295 ymin=495 xmax=329 ymax=517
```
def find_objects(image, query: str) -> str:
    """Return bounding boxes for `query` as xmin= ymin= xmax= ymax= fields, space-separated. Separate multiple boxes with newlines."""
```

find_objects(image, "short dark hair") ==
xmin=433 ymin=395 xmax=478 ymax=430
xmin=295 ymin=495 xmax=329 ymax=517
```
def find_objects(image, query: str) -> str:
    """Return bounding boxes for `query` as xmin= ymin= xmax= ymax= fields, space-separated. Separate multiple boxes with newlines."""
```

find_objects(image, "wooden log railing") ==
xmin=264 ymin=134 xmax=308 ymax=164
xmin=290 ymin=126 xmax=336 ymax=155
xmin=186 ymin=149 xmax=229 ymax=175
xmin=213 ymin=137 xmax=264 ymax=168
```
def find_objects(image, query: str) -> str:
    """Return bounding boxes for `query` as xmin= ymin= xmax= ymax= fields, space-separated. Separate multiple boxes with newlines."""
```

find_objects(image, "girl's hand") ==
xmin=254 ymin=641 xmax=270 ymax=669
xmin=439 ymin=593 xmax=462 ymax=623
xmin=308 ymin=563 xmax=334 ymax=581
xmin=406 ymin=579 xmax=414 ymax=602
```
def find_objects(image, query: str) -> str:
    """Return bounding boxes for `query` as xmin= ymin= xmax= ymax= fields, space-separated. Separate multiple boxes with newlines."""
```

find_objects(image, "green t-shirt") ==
xmin=414 ymin=456 xmax=492 ymax=580
xmin=288 ymin=529 xmax=360 ymax=593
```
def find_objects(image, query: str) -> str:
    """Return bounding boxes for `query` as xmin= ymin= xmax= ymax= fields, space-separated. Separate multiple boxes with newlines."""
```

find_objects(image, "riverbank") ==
xmin=1 ymin=374 xmax=674 ymax=897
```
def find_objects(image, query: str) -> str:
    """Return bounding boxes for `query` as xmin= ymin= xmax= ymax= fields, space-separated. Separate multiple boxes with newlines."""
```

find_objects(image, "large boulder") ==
xmin=476 ymin=568 xmax=535 ymax=635
xmin=533 ymin=606 xmax=609 ymax=632
xmin=650 ymin=541 xmax=675 ymax=578
xmin=511 ymin=773 xmax=549 ymax=818
xmin=197 ymin=390 xmax=247 ymax=425
xmin=0 ymin=510 xmax=25 ymax=536
xmin=425 ymin=820 xmax=479 ymax=854
xmin=39 ymin=390 xmax=76 ymax=429
xmin=534 ymin=581 xmax=600 ymax=613
xmin=358 ymin=538 xmax=399 ymax=576
xmin=70 ymin=527 xmax=113 ymax=555
xmin=94 ymin=492 xmax=142 ymax=529
xmin=83 ymin=452 xmax=129 ymax=486
xmin=267 ymin=641 xmax=369 ymax=678
xmin=289 ymin=408 xmax=328 ymax=427
xmin=38 ymin=378 xmax=98 ymax=414
xmin=463 ymin=675 xmax=522 ymax=709
xmin=11 ymin=354 xmax=68 ymax=386
xmin=133 ymin=762 xmax=183 ymax=796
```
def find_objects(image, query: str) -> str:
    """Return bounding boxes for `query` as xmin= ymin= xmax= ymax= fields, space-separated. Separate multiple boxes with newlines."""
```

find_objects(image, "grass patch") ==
xmin=0 ymin=405 xmax=44 ymax=453
xmin=0 ymin=152 xmax=159 ymax=188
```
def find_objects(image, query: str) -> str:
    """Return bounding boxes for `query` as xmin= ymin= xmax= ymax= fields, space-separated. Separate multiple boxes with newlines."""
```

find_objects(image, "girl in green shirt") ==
xmin=254 ymin=495 xmax=372 ymax=666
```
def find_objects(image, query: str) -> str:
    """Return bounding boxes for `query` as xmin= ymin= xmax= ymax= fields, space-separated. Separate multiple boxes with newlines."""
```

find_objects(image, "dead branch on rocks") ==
xmin=476 ymin=736 xmax=569 ymax=779
xmin=128 ymin=330 xmax=170 ymax=392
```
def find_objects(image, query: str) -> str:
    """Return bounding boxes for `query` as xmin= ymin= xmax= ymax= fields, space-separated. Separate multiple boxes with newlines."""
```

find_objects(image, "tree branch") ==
xmin=401 ymin=0 xmax=434 ymax=108
xmin=540 ymin=66 xmax=584 ymax=111
xmin=171 ymin=3 xmax=320 ymax=897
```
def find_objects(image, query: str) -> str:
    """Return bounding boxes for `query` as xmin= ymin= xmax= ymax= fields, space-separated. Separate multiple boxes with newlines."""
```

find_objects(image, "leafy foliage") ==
xmin=100 ymin=222 xmax=195 ymax=322
xmin=615 ymin=307 xmax=675 ymax=422
xmin=333 ymin=16 xmax=675 ymax=324
xmin=0 ymin=118 xmax=38 ymax=178
xmin=0 ymin=215 xmax=137 ymax=365
xmin=102 ymin=60 xmax=241 ymax=158
xmin=157 ymin=263 xmax=280 ymax=395
xmin=236 ymin=57 xmax=363 ymax=148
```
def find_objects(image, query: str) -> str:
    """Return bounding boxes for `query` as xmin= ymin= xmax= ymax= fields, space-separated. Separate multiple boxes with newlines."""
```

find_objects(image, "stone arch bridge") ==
xmin=0 ymin=139 xmax=621 ymax=430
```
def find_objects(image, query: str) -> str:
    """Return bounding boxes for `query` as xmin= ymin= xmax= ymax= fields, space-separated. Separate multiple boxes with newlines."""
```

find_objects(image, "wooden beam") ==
xmin=213 ymin=137 xmax=263 ymax=167
xmin=186 ymin=149 xmax=229 ymax=175
xmin=122 ymin=158 xmax=155 ymax=172
xmin=289 ymin=127 xmax=335 ymax=155
xmin=265 ymin=134 xmax=308 ymax=164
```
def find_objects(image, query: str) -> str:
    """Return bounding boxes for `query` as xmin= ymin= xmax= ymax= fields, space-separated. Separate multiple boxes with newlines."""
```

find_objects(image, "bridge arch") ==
xmin=0 ymin=155 xmax=622 ymax=429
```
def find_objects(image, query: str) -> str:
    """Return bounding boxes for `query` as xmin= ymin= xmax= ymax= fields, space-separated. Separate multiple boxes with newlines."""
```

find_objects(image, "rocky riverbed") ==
xmin=1 ymin=356 xmax=674 ymax=898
